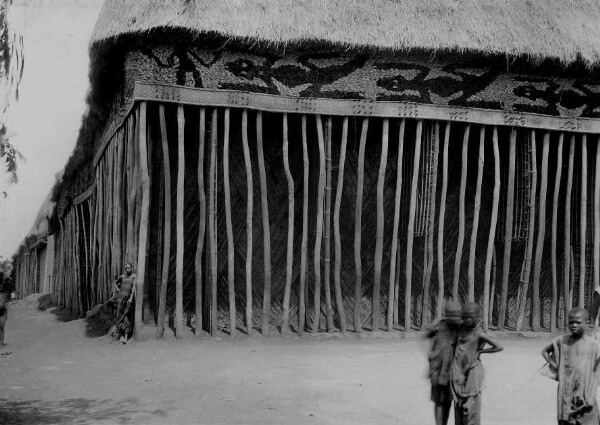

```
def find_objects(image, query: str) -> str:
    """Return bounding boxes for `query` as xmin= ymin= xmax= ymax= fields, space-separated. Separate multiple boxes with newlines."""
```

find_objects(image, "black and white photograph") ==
xmin=1 ymin=1 xmax=600 ymax=424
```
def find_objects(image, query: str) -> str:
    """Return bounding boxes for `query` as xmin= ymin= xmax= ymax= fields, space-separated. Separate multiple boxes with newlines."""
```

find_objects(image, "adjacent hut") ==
xmin=12 ymin=177 xmax=58 ymax=298
xmin=15 ymin=0 xmax=600 ymax=338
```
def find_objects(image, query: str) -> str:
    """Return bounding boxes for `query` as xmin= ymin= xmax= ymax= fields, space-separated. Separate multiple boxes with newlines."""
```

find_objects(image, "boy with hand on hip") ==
xmin=451 ymin=302 xmax=503 ymax=425
xmin=542 ymin=307 xmax=600 ymax=425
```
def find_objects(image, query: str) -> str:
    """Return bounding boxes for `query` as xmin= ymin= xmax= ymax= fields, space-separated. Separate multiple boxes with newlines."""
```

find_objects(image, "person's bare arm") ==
xmin=478 ymin=333 xmax=504 ymax=356
xmin=541 ymin=342 xmax=557 ymax=369
xmin=127 ymin=275 xmax=137 ymax=303
xmin=591 ymin=291 xmax=600 ymax=326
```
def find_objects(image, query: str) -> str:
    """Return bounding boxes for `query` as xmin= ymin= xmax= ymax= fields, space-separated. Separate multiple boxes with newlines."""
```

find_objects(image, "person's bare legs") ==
xmin=434 ymin=400 xmax=452 ymax=425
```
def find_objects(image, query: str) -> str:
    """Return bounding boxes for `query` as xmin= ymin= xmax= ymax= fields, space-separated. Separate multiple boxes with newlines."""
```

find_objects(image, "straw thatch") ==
xmin=91 ymin=0 xmax=600 ymax=67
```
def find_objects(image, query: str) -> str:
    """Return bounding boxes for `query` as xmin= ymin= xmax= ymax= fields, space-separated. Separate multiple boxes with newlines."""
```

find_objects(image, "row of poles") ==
xmin=14 ymin=247 xmax=41 ymax=299
xmin=43 ymin=99 xmax=600 ymax=340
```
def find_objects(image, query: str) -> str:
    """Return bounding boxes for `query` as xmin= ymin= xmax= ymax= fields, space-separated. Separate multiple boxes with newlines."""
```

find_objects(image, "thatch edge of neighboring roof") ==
xmin=90 ymin=0 xmax=600 ymax=68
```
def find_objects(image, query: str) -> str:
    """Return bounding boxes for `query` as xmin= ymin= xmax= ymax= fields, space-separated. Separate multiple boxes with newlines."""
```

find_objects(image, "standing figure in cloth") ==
xmin=542 ymin=307 xmax=600 ymax=425
xmin=111 ymin=263 xmax=136 ymax=343
xmin=450 ymin=302 xmax=503 ymax=425
xmin=425 ymin=300 xmax=462 ymax=425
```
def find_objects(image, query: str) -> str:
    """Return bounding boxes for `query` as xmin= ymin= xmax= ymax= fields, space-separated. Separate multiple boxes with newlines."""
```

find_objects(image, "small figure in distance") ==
xmin=542 ymin=307 xmax=600 ymax=425
xmin=450 ymin=302 xmax=503 ymax=425
xmin=111 ymin=263 xmax=136 ymax=343
xmin=425 ymin=300 xmax=462 ymax=425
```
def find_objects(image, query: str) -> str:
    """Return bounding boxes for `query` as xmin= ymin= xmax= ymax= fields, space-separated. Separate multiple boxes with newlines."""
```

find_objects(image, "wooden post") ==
xmin=579 ymin=135 xmax=587 ymax=308
xmin=437 ymin=122 xmax=450 ymax=319
xmin=405 ymin=120 xmax=423 ymax=332
xmin=468 ymin=126 xmax=484 ymax=302
xmin=157 ymin=105 xmax=171 ymax=338
xmin=134 ymin=101 xmax=150 ymax=341
xmin=483 ymin=127 xmax=500 ymax=331
xmin=281 ymin=113 xmax=295 ymax=333
xmin=550 ymin=133 xmax=563 ymax=332
xmin=324 ymin=117 xmax=334 ymax=332
xmin=499 ymin=129 xmax=516 ymax=330
xmin=224 ymin=108 xmax=236 ymax=337
xmin=516 ymin=130 xmax=537 ymax=332
xmin=532 ymin=132 xmax=549 ymax=330
xmin=195 ymin=108 xmax=207 ymax=335
xmin=299 ymin=115 xmax=309 ymax=336
xmin=242 ymin=109 xmax=253 ymax=335
xmin=489 ymin=248 xmax=497 ymax=326
xmin=174 ymin=105 xmax=185 ymax=337
xmin=387 ymin=119 xmax=405 ymax=330
xmin=420 ymin=122 xmax=439 ymax=329
xmin=313 ymin=114 xmax=326 ymax=333
xmin=334 ymin=117 xmax=349 ymax=333
xmin=453 ymin=124 xmax=470 ymax=301
xmin=209 ymin=108 xmax=218 ymax=336
xmin=354 ymin=118 xmax=369 ymax=333
xmin=372 ymin=118 xmax=389 ymax=332
xmin=595 ymin=136 xmax=600 ymax=302
xmin=564 ymin=135 xmax=575 ymax=326
xmin=256 ymin=112 xmax=272 ymax=335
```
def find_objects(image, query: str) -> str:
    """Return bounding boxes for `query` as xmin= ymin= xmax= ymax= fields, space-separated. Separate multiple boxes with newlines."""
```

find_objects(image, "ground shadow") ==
xmin=0 ymin=397 xmax=168 ymax=425
xmin=36 ymin=295 xmax=79 ymax=323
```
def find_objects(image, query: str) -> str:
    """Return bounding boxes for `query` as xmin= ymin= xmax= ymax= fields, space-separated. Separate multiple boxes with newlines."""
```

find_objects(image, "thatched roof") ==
xmin=90 ymin=0 xmax=600 ymax=67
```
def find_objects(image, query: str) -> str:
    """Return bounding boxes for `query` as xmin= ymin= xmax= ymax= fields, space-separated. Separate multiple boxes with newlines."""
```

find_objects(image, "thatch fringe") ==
xmin=91 ymin=0 xmax=600 ymax=67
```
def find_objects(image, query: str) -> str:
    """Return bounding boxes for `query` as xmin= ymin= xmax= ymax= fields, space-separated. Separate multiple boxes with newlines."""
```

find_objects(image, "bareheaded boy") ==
xmin=542 ymin=307 xmax=600 ymax=425
xmin=425 ymin=301 xmax=462 ymax=425
xmin=450 ymin=302 xmax=503 ymax=425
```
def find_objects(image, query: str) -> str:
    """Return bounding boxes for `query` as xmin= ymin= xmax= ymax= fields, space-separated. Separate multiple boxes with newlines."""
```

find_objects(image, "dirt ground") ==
xmin=0 ymin=295 xmax=560 ymax=425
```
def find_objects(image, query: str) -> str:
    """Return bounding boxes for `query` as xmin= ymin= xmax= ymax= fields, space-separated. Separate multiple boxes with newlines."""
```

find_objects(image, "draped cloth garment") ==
xmin=554 ymin=334 xmax=600 ymax=425
xmin=428 ymin=319 xmax=457 ymax=386
xmin=451 ymin=327 xmax=485 ymax=425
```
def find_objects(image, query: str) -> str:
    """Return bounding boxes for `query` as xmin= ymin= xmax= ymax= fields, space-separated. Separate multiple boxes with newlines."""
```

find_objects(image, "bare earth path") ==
xmin=1 ymin=296 xmax=557 ymax=425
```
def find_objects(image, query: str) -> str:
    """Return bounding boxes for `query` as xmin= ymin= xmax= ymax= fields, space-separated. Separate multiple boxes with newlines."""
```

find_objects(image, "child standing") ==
xmin=542 ymin=307 xmax=600 ymax=425
xmin=451 ymin=302 xmax=503 ymax=425
xmin=425 ymin=301 xmax=462 ymax=425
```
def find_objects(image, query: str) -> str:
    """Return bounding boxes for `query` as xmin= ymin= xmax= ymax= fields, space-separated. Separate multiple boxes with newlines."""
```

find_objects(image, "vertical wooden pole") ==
xmin=209 ymin=108 xmax=218 ymax=336
xmin=242 ymin=109 xmax=253 ymax=335
xmin=281 ymin=113 xmax=295 ymax=333
xmin=453 ymin=124 xmax=470 ymax=301
xmin=195 ymin=108 xmax=207 ymax=335
xmin=468 ymin=126 xmax=484 ymax=302
xmin=373 ymin=118 xmax=389 ymax=332
xmin=354 ymin=118 xmax=369 ymax=333
xmin=224 ymin=108 xmax=236 ymax=337
xmin=134 ymin=101 xmax=150 ymax=341
xmin=550 ymin=134 xmax=563 ymax=332
xmin=334 ymin=117 xmax=349 ymax=333
xmin=324 ymin=117 xmax=334 ymax=332
xmin=256 ymin=111 xmax=272 ymax=335
xmin=387 ymin=119 xmax=405 ymax=330
xmin=499 ymin=129 xmax=516 ymax=330
xmin=405 ymin=120 xmax=423 ymax=332
xmin=595 ymin=136 xmax=600 ymax=301
xmin=299 ymin=115 xmax=309 ymax=335
xmin=564 ymin=135 xmax=575 ymax=326
xmin=532 ymin=132 xmax=549 ymax=330
xmin=313 ymin=114 xmax=326 ymax=333
xmin=489 ymin=248 xmax=497 ymax=326
xmin=175 ymin=105 xmax=185 ymax=337
xmin=579 ymin=135 xmax=587 ymax=308
xmin=437 ymin=122 xmax=450 ymax=319
xmin=516 ymin=130 xmax=537 ymax=332
xmin=483 ymin=127 xmax=500 ymax=331
xmin=157 ymin=105 xmax=171 ymax=338
xmin=420 ymin=122 xmax=439 ymax=329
